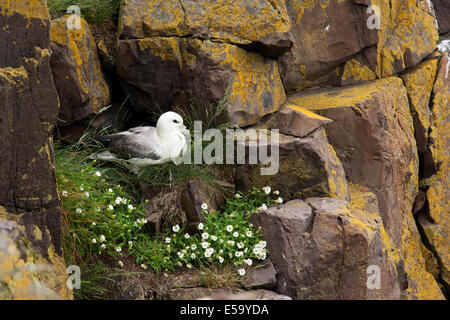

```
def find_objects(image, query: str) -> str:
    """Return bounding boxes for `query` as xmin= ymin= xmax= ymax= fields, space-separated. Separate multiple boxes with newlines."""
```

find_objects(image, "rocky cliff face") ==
xmin=1 ymin=0 xmax=448 ymax=300
xmin=0 ymin=0 xmax=72 ymax=299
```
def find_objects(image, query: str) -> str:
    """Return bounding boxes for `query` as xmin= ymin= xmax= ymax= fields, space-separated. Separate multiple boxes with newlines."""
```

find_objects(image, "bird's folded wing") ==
xmin=106 ymin=127 xmax=163 ymax=160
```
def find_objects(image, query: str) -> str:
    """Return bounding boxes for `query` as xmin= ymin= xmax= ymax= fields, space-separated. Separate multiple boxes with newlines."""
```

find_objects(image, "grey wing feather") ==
xmin=99 ymin=127 xmax=162 ymax=160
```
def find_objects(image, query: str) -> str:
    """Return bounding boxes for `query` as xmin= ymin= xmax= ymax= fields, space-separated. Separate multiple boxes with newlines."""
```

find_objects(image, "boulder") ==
xmin=0 ymin=219 xmax=72 ymax=299
xmin=288 ymin=76 xmax=444 ymax=299
xmin=116 ymin=37 xmax=286 ymax=127
xmin=180 ymin=180 xmax=220 ymax=234
xmin=279 ymin=0 xmax=378 ymax=92
xmin=118 ymin=0 xmax=293 ymax=58
xmin=280 ymin=0 xmax=439 ymax=91
xmin=0 ymin=0 xmax=62 ymax=256
xmin=431 ymin=0 xmax=450 ymax=34
xmin=260 ymin=102 xmax=332 ymax=138
xmin=424 ymin=53 xmax=450 ymax=176
xmin=235 ymin=127 xmax=349 ymax=202
xmin=400 ymin=57 xmax=439 ymax=153
xmin=168 ymin=287 xmax=291 ymax=300
xmin=241 ymin=260 xmax=277 ymax=290
xmin=250 ymin=186 xmax=406 ymax=300
xmin=50 ymin=15 xmax=111 ymax=126
xmin=418 ymin=52 xmax=450 ymax=291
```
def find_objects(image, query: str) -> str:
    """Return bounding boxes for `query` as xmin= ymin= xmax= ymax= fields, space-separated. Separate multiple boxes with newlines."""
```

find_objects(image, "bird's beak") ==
xmin=180 ymin=125 xmax=190 ymax=137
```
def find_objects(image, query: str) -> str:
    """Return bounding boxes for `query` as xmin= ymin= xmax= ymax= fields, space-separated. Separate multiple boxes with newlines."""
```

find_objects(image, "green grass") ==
xmin=47 ymin=0 xmax=121 ymax=23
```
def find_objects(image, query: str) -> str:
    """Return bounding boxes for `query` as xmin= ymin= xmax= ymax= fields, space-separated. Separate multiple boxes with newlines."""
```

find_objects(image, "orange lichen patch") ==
xmin=0 ymin=0 xmax=49 ymax=21
xmin=371 ymin=0 xmax=439 ymax=78
xmin=341 ymin=59 xmax=377 ymax=82
xmin=285 ymin=103 xmax=332 ymax=121
xmin=0 ymin=221 xmax=73 ymax=300
xmin=0 ymin=66 xmax=28 ymax=85
xmin=135 ymin=37 xmax=285 ymax=126
xmin=50 ymin=15 xmax=110 ymax=116
xmin=119 ymin=0 xmax=291 ymax=44
xmin=287 ymin=77 xmax=401 ymax=110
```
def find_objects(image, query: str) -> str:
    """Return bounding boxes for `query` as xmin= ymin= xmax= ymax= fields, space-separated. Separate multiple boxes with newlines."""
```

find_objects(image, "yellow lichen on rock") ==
xmin=119 ymin=0 xmax=291 ymax=46
xmin=50 ymin=15 xmax=111 ymax=124
xmin=371 ymin=0 xmax=439 ymax=78
xmin=0 ymin=0 xmax=49 ymax=21
xmin=400 ymin=57 xmax=439 ymax=151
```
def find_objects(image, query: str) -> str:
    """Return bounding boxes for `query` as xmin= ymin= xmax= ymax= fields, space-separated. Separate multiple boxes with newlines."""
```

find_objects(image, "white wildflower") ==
xmin=107 ymin=205 xmax=114 ymax=211
xmin=238 ymin=268 xmax=246 ymax=276
xmin=263 ymin=186 xmax=271 ymax=194
xmin=99 ymin=235 xmax=105 ymax=242
xmin=140 ymin=264 xmax=147 ymax=270
xmin=198 ymin=223 xmax=204 ymax=230
xmin=205 ymin=248 xmax=214 ymax=258
xmin=201 ymin=203 xmax=208 ymax=210
xmin=165 ymin=237 xmax=171 ymax=243
xmin=201 ymin=241 xmax=209 ymax=249
xmin=115 ymin=197 xmax=122 ymax=205
xmin=191 ymin=244 xmax=197 ymax=250
xmin=246 ymin=230 xmax=253 ymax=237
xmin=276 ymin=197 xmax=283 ymax=204
xmin=92 ymin=238 xmax=97 ymax=244
xmin=210 ymin=235 xmax=217 ymax=241
xmin=177 ymin=252 xmax=184 ymax=259
xmin=115 ymin=246 xmax=122 ymax=252
xmin=245 ymin=259 xmax=253 ymax=266
xmin=235 ymin=193 xmax=242 ymax=199
xmin=201 ymin=232 xmax=209 ymax=239
xmin=237 ymin=242 xmax=244 ymax=249
xmin=61 ymin=190 xmax=68 ymax=197
xmin=184 ymin=233 xmax=190 ymax=239
xmin=75 ymin=208 xmax=82 ymax=214
xmin=95 ymin=171 xmax=101 ymax=177
xmin=226 ymin=225 xmax=233 ymax=232
xmin=218 ymin=256 xmax=224 ymax=263
xmin=127 ymin=204 xmax=134 ymax=211
xmin=233 ymin=231 xmax=239 ymax=238
xmin=235 ymin=251 xmax=243 ymax=257
xmin=172 ymin=224 xmax=180 ymax=232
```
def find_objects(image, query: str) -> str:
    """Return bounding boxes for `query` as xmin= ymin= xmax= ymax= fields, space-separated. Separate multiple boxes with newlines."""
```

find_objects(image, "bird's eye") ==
xmin=173 ymin=119 xmax=179 ymax=123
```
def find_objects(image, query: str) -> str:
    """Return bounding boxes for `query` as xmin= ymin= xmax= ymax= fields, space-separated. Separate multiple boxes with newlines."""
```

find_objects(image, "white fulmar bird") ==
xmin=90 ymin=111 xmax=190 ymax=173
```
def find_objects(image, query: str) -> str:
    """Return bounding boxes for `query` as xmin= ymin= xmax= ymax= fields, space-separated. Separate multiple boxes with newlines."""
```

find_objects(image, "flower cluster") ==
xmin=138 ymin=187 xmax=280 ymax=276
xmin=57 ymin=158 xmax=147 ymax=259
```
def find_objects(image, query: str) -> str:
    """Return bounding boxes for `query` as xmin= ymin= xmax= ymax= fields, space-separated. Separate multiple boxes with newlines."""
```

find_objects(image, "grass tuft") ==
xmin=47 ymin=0 xmax=121 ymax=24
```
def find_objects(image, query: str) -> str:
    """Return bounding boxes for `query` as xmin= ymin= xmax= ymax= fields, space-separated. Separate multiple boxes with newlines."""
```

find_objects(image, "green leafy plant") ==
xmin=130 ymin=187 xmax=283 ymax=277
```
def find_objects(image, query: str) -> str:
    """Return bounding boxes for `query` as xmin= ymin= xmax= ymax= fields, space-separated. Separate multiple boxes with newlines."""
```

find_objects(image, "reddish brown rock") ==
xmin=400 ymin=57 xmax=439 ymax=153
xmin=118 ymin=0 xmax=293 ymax=58
xmin=260 ymin=102 xmax=332 ymax=138
xmin=281 ymin=0 xmax=439 ymax=91
xmin=235 ymin=127 xmax=349 ymax=202
xmin=250 ymin=186 xmax=404 ymax=300
xmin=431 ymin=0 xmax=450 ymax=34
xmin=280 ymin=0 xmax=378 ymax=92
xmin=116 ymin=37 xmax=286 ymax=127
xmin=418 ymin=52 xmax=450 ymax=291
xmin=168 ymin=287 xmax=291 ymax=300
xmin=50 ymin=15 xmax=111 ymax=126
xmin=0 ymin=0 xmax=62 ymax=257
xmin=180 ymin=180 xmax=220 ymax=233
xmin=288 ymin=77 xmax=444 ymax=299
xmin=241 ymin=260 xmax=277 ymax=290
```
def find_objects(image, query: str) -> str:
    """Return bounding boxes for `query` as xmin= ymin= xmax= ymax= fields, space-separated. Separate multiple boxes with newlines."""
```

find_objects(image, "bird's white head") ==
xmin=156 ymin=111 xmax=190 ymax=138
